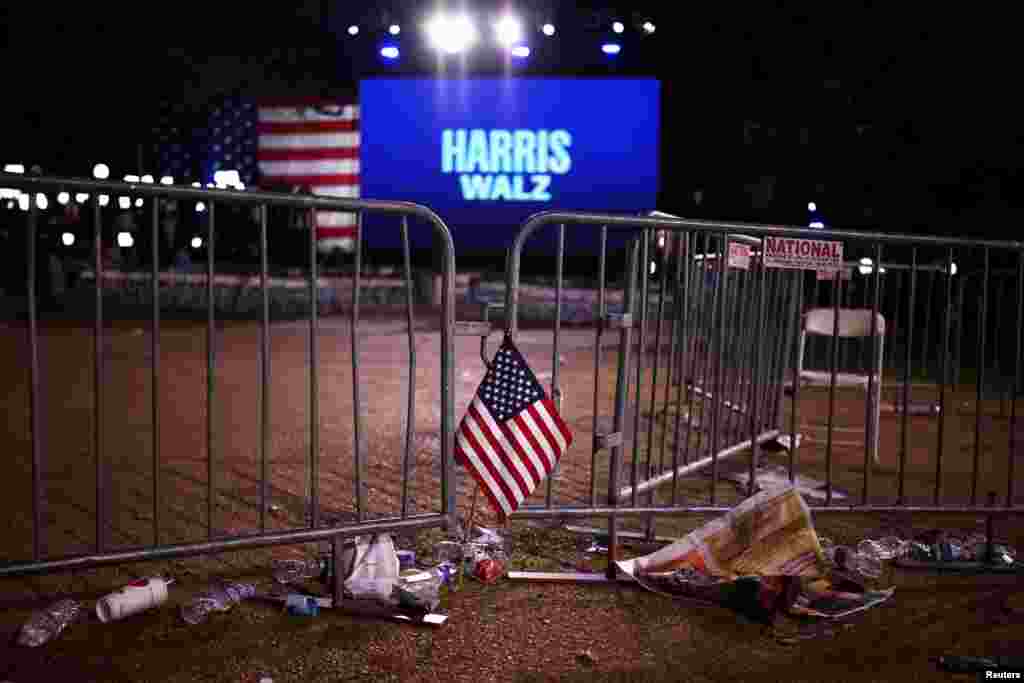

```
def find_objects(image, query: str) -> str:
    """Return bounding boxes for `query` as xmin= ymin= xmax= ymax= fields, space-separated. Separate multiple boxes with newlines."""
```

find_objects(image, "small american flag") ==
xmin=455 ymin=336 xmax=573 ymax=521
xmin=256 ymin=101 xmax=360 ymax=253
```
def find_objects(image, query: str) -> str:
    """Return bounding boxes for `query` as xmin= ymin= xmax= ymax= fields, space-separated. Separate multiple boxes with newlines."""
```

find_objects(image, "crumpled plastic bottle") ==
xmin=17 ymin=599 xmax=82 ymax=647
xmin=272 ymin=557 xmax=327 ymax=584
xmin=180 ymin=582 xmax=256 ymax=625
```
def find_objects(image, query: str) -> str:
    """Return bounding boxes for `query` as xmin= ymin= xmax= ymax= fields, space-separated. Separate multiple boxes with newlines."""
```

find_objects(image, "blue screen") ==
xmin=359 ymin=77 xmax=660 ymax=254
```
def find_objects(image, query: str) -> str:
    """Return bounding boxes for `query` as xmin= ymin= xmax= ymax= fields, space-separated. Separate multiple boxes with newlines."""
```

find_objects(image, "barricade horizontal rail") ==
xmin=501 ymin=210 xmax=1024 ymax=579
xmin=0 ymin=173 xmax=458 ymax=594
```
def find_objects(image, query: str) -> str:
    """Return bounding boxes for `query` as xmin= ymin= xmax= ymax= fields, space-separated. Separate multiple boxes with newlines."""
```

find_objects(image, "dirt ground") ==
xmin=0 ymin=311 xmax=1022 ymax=682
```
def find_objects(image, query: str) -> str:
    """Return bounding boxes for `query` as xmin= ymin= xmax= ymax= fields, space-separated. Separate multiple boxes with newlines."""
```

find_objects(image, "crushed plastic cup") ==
xmin=17 ymin=599 xmax=82 ymax=647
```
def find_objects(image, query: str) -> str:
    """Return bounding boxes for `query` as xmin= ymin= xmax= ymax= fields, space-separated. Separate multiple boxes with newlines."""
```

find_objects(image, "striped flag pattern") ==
xmin=455 ymin=336 xmax=573 ymax=521
xmin=256 ymin=102 xmax=360 ymax=252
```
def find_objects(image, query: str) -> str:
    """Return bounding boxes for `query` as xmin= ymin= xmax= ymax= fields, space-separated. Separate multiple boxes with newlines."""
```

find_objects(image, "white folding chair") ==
xmin=796 ymin=308 xmax=885 ymax=466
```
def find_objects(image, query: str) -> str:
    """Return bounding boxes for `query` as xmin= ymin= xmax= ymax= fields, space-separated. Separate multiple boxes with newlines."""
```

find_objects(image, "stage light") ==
xmin=541 ymin=23 xmax=555 ymax=36
xmin=62 ymin=232 xmax=75 ymax=247
xmin=195 ymin=202 xmax=206 ymax=213
xmin=612 ymin=21 xmax=624 ymax=33
xmin=76 ymin=193 xmax=89 ymax=203
xmin=381 ymin=44 xmax=400 ymax=60
xmin=809 ymin=221 xmax=824 ymax=228
xmin=118 ymin=196 xmax=131 ymax=209
xmin=135 ymin=198 xmax=144 ymax=208
xmin=511 ymin=45 xmax=530 ymax=58
xmin=808 ymin=201 xmax=817 ymax=212
xmin=17 ymin=194 xmax=29 ymax=211
xmin=426 ymin=14 xmax=477 ymax=54
xmin=117 ymin=231 xmax=134 ymax=248
xmin=389 ymin=24 xmax=401 ymax=35
xmin=191 ymin=236 xmax=203 ymax=248
xmin=160 ymin=176 xmax=174 ymax=185
xmin=602 ymin=43 xmax=621 ymax=55
xmin=99 ymin=195 xmax=110 ymax=207
xmin=494 ymin=15 xmax=523 ymax=46
xmin=347 ymin=25 xmax=359 ymax=36
xmin=57 ymin=192 xmax=70 ymax=205
xmin=93 ymin=163 xmax=110 ymax=180
xmin=124 ymin=174 xmax=140 ymax=183
xmin=3 ymin=163 xmax=24 ymax=174
xmin=35 ymin=193 xmax=48 ymax=210
xmin=642 ymin=21 xmax=656 ymax=34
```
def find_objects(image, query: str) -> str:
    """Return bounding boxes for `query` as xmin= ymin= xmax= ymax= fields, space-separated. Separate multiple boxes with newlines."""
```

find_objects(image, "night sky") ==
xmin=1 ymin=2 xmax=1019 ymax=241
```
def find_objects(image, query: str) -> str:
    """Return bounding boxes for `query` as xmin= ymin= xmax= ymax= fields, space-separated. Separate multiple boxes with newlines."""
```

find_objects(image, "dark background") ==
xmin=0 ymin=2 xmax=1020 ymax=270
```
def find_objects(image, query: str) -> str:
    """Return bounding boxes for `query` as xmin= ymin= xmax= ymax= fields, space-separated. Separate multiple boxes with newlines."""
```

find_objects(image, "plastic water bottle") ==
xmin=180 ymin=582 xmax=256 ymax=625
xmin=272 ymin=557 xmax=327 ymax=584
xmin=16 ymin=599 xmax=82 ymax=647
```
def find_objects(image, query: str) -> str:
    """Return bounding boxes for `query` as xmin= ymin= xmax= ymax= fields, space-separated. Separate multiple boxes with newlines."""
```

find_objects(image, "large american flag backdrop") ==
xmin=455 ymin=336 xmax=573 ymax=521
xmin=152 ymin=97 xmax=359 ymax=252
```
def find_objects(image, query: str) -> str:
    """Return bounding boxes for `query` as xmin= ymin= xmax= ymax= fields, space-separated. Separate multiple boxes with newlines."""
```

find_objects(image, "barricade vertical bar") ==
xmin=955 ymin=276 xmax=966 ymax=387
xmin=606 ymin=238 xmax=638 ymax=579
xmin=26 ymin=203 xmax=43 ymax=560
xmin=590 ymin=226 xmax=607 ymax=506
xmin=748 ymin=246 xmax=766 ymax=496
xmin=401 ymin=217 xmax=417 ymax=519
xmin=310 ymin=209 xmax=320 ymax=529
xmin=722 ymin=260 xmax=747 ymax=440
xmin=645 ymin=230 xmax=670 ymax=538
xmin=684 ymin=233 xmax=709 ymax=466
xmin=352 ymin=213 xmax=366 ymax=521
xmin=994 ymin=277 xmax=1008 ymax=417
xmin=789 ymin=272 xmax=803 ymax=482
xmin=151 ymin=199 xmax=160 ymax=546
xmin=774 ymin=273 xmax=801 ymax=432
xmin=709 ymin=236 xmax=729 ymax=504
xmin=259 ymin=205 xmax=269 ymax=533
xmin=863 ymin=243 xmax=882 ymax=504
xmin=825 ymin=269 xmax=842 ymax=506
xmin=888 ymin=271 xmax=903 ymax=376
xmin=935 ymin=248 xmax=954 ymax=504
xmin=660 ymin=232 xmax=683 ymax=476
xmin=973 ymin=248 xmax=990 ymax=505
xmin=440 ymin=227 xmax=456 ymax=531
xmin=899 ymin=250 xmax=916 ymax=504
xmin=630 ymin=230 xmax=650 ymax=508
xmin=668 ymin=232 xmax=687 ymax=504
xmin=1009 ymin=251 xmax=1022 ymax=508
xmin=548 ymin=224 xmax=565 ymax=507
xmin=207 ymin=202 xmax=216 ymax=539
xmin=94 ymin=197 xmax=105 ymax=552
xmin=921 ymin=271 xmax=934 ymax=381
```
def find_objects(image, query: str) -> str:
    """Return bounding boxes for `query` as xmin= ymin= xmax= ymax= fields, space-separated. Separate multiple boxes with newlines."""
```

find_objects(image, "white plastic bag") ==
xmin=343 ymin=534 xmax=400 ymax=604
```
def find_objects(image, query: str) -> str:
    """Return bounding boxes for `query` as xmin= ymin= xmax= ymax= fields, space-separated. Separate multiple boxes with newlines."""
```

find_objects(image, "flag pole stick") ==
xmin=459 ymin=483 xmax=480 ymax=591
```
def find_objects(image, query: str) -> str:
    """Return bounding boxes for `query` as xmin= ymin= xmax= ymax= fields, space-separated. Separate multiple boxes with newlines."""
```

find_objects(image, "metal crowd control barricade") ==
xmin=0 ymin=173 xmax=457 ymax=605
xmin=501 ymin=211 xmax=1024 ymax=580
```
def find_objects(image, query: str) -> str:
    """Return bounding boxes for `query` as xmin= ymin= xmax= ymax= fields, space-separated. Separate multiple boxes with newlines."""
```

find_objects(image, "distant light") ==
xmin=35 ymin=193 xmax=48 ymax=210
xmin=807 ymin=201 xmax=817 ymax=212
xmin=809 ymin=221 xmax=825 ymax=228
xmin=347 ymin=25 xmax=359 ymax=36
xmin=160 ymin=176 xmax=174 ymax=185
xmin=57 ymin=192 xmax=70 ymax=205
xmin=191 ymin=236 xmax=203 ymax=248
xmin=93 ymin=163 xmax=110 ymax=180
xmin=135 ymin=198 xmax=144 ymax=208
xmin=859 ymin=258 xmax=873 ymax=266
xmin=124 ymin=174 xmax=140 ymax=183
xmin=511 ymin=45 xmax=530 ymax=58
xmin=98 ymin=195 xmax=110 ymax=207
xmin=5 ymin=200 xmax=13 ymax=209
xmin=602 ymin=43 xmax=621 ymax=55
xmin=658 ymin=233 xmax=666 ymax=248
xmin=75 ymin=193 xmax=89 ymax=203
xmin=650 ymin=261 xmax=657 ymax=275
xmin=380 ymin=45 xmax=400 ymax=60
xmin=612 ymin=21 xmax=625 ymax=34
xmin=426 ymin=14 xmax=477 ymax=54
xmin=62 ymin=232 xmax=75 ymax=247
xmin=948 ymin=262 xmax=958 ymax=276
xmin=205 ymin=183 xmax=215 ymax=189
xmin=118 ymin=196 xmax=131 ymax=209
xmin=494 ymin=15 xmax=523 ymax=46
xmin=195 ymin=202 xmax=206 ymax=213
xmin=3 ymin=163 xmax=24 ymax=174
xmin=389 ymin=24 xmax=401 ymax=35
xmin=117 ymin=231 xmax=134 ymax=248
xmin=0 ymin=188 xmax=16 ymax=199
xmin=141 ymin=174 xmax=154 ymax=183
xmin=541 ymin=23 xmax=555 ymax=36
xmin=642 ymin=21 xmax=656 ymax=34
xmin=213 ymin=169 xmax=242 ymax=189
xmin=17 ymin=194 xmax=29 ymax=211
xmin=191 ymin=182 xmax=201 ymax=188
